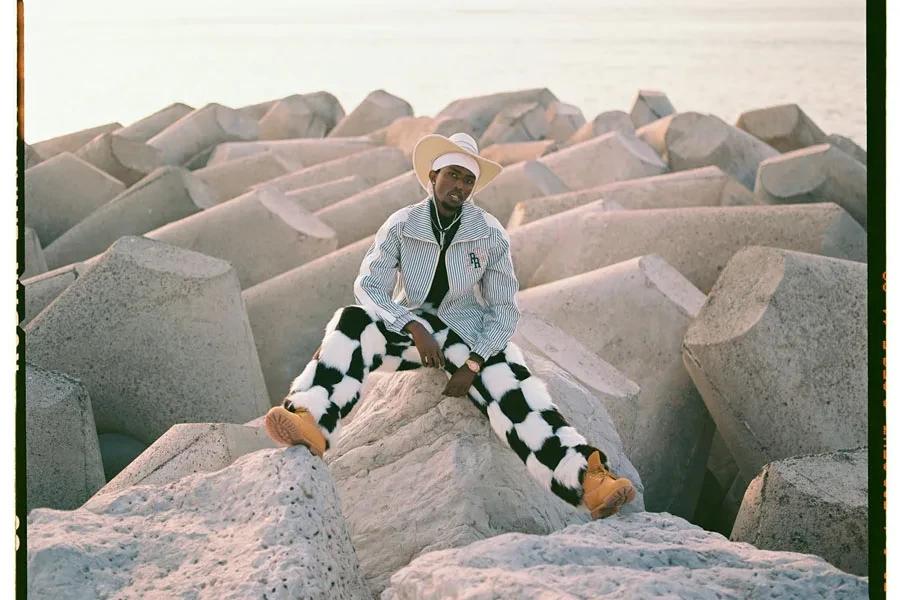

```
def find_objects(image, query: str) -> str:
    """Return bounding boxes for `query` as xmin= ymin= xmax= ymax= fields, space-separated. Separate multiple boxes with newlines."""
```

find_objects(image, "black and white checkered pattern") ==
xmin=283 ymin=304 xmax=607 ymax=508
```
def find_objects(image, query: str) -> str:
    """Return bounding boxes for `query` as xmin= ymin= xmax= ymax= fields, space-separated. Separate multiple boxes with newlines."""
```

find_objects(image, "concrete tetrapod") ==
xmin=637 ymin=111 xmax=779 ymax=190
xmin=75 ymin=131 xmax=164 ymax=186
xmin=368 ymin=115 xmax=476 ymax=157
xmin=473 ymin=160 xmax=568 ymax=226
xmin=205 ymin=137 xmax=377 ymax=168
xmin=24 ymin=152 xmax=126 ymax=246
xmin=112 ymin=102 xmax=194 ymax=142
xmin=507 ymin=165 xmax=754 ymax=229
xmin=31 ymin=122 xmax=122 ymax=159
xmin=826 ymin=133 xmax=867 ymax=165
xmin=730 ymin=448 xmax=868 ymax=577
xmin=528 ymin=203 xmax=867 ymax=292
xmin=735 ymin=103 xmax=828 ymax=153
xmin=258 ymin=146 xmax=410 ymax=194
xmin=629 ymin=89 xmax=676 ymax=128
xmin=567 ymin=110 xmax=636 ymax=145
xmin=147 ymin=103 xmax=259 ymax=166
xmin=21 ymin=260 xmax=95 ymax=326
xmin=43 ymin=166 xmax=217 ymax=270
xmin=22 ymin=226 xmax=48 ymax=280
xmin=193 ymin=150 xmax=297 ymax=202
xmin=25 ymin=143 xmax=44 ymax=169
xmin=286 ymin=175 xmax=371 ymax=213
xmin=243 ymin=236 xmax=375 ymax=405
xmin=145 ymin=187 xmax=338 ymax=289
xmin=235 ymin=98 xmax=279 ymax=121
xmin=26 ymin=362 xmax=106 ymax=511
xmin=25 ymin=236 xmax=271 ymax=446
xmin=436 ymin=88 xmax=558 ymax=138
xmin=258 ymin=93 xmax=340 ymax=140
xmin=328 ymin=89 xmax=413 ymax=138
xmin=755 ymin=143 xmax=868 ymax=230
xmin=545 ymin=100 xmax=587 ymax=142
xmin=537 ymin=130 xmax=667 ymax=190
xmin=326 ymin=355 xmax=644 ymax=594
xmin=28 ymin=449 xmax=371 ymax=599
xmin=481 ymin=140 xmax=560 ymax=166
xmin=479 ymin=102 xmax=551 ymax=148
xmin=682 ymin=246 xmax=867 ymax=478
xmin=518 ymin=255 xmax=713 ymax=517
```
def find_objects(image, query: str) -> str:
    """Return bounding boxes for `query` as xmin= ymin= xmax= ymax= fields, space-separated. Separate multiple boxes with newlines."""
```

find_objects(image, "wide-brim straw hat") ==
xmin=412 ymin=132 xmax=503 ymax=195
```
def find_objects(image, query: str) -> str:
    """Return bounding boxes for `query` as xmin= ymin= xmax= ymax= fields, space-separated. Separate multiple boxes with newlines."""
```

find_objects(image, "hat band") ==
xmin=431 ymin=152 xmax=480 ymax=179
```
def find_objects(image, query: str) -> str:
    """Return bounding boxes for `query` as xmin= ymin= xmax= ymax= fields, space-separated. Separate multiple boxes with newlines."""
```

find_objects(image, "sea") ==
xmin=24 ymin=0 xmax=867 ymax=148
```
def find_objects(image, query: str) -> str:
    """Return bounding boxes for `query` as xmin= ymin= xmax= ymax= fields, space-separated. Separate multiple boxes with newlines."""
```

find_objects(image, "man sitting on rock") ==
xmin=264 ymin=132 xmax=637 ymax=519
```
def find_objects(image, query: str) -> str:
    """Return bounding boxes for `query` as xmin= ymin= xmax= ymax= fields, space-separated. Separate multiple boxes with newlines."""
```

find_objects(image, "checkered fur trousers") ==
xmin=283 ymin=304 xmax=608 ymax=507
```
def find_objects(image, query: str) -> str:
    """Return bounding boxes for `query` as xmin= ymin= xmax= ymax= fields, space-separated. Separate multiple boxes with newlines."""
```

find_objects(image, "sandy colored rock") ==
xmin=260 ymin=146 xmax=410 ymax=194
xmin=24 ymin=152 xmax=126 ymax=246
xmin=529 ymin=203 xmax=867 ymax=292
xmin=480 ymin=102 xmax=551 ymax=148
xmin=206 ymin=137 xmax=377 ymax=168
xmin=826 ymin=133 xmax=867 ymax=165
xmin=683 ymin=246 xmax=867 ymax=478
xmin=43 ymin=166 xmax=217 ymax=270
xmin=97 ymin=433 xmax=148 ymax=482
xmin=545 ymin=101 xmax=586 ymax=142
xmin=538 ymin=130 xmax=667 ymax=190
xmin=22 ymin=226 xmax=48 ymax=280
xmin=436 ymin=88 xmax=558 ymax=138
xmin=75 ymin=131 xmax=164 ymax=186
xmin=519 ymin=255 xmax=712 ymax=517
xmin=328 ymin=89 xmax=413 ymax=138
xmin=235 ymin=98 xmax=279 ymax=121
xmin=193 ymin=150 xmax=296 ymax=202
xmin=258 ymin=93 xmax=343 ymax=140
xmin=25 ymin=143 xmax=44 ymax=169
xmin=369 ymin=115 xmax=476 ymax=156
xmin=28 ymin=448 xmax=371 ymax=599
xmin=384 ymin=511 xmax=869 ymax=599
xmin=113 ymin=102 xmax=195 ymax=143
xmin=244 ymin=236 xmax=374 ymax=404
xmin=146 ymin=187 xmax=337 ymax=289
xmin=474 ymin=160 xmax=568 ymax=226
xmin=328 ymin=355 xmax=644 ymax=594
xmin=735 ymin=103 xmax=828 ymax=153
xmin=96 ymin=423 xmax=276 ymax=497
xmin=25 ymin=236 xmax=271 ymax=446
xmin=731 ymin=448 xmax=868 ymax=576
xmin=286 ymin=175 xmax=372 ymax=213
xmin=21 ymin=261 xmax=94 ymax=326
xmin=147 ymin=103 xmax=259 ymax=166
xmin=481 ymin=140 xmax=560 ymax=166
xmin=630 ymin=89 xmax=676 ymax=128
xmin=26 ymin=362 xmax=106 ymax=511
xmin=637 ymin=111 xmax=779 ymax=190
xmin=567 ymin=110 xmax=636 ymax=145
xmin=31 ymin=122 xmax=122 ymax=159
xmin=755 ymin=143 xmax=868 ymax=229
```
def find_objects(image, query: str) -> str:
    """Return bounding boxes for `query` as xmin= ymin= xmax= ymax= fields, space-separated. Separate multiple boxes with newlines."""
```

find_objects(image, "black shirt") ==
xmin=424 ymin=202 xmax=462 ymax=306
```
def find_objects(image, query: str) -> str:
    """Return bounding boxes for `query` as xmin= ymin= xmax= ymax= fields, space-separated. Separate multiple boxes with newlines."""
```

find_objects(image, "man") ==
xmin=265 ymin=132 xmax=637 ymax=519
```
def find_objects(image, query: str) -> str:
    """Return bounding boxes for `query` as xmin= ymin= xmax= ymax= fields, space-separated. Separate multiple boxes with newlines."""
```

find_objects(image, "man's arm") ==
xmin=469 ymin=230 xmax=521 ymax=361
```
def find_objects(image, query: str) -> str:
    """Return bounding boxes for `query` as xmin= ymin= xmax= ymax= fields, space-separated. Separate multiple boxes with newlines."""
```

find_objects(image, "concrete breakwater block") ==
xmin=480 ymin=102 xmax=551 ymax=148
xmin=518 ymin=255 xmax=713 ymax=517
xmin=538 ymin=130 xmax=667 ymax=190
xmin=682 ymin=246 xmax=867 ymax=477
xmin=328 ymin=89 xmax=413 ymax=138
xmin=243 ymin=236 xmax=374 ymax=405
xmin=567 ymin=110 xmax=636 ymax=145
xmin=28 ymin=448 xmax=371 ymax=599
xmin=235 ymin=98 xmax=279 ymax=121
xmin=327 ymin=356 xmax=643 ymax=594
xmin=43 ymin=166 xmax=217 ymax=270
xmin=368 ymin=115 xmax=476 ymax=157
xmin=730 ymin=448 xmax=868 ymax=577
xmin=22 ymin=226 xmax=48 ymax=280
xmin=193 ymin=150 xmax=296 ymax=202
xmin=97 ymin=433 xmax=148 ymax=482
xmin=25 ymin=152 xmax=126 ymax=246
xmin=205 ymin=137 xmax=377 ymax=168
xmin=826 ymin=133 xmax=867 ymax=165
xmin=26 ymin=236 xmax=271 ymax=446
xmin=755 ymin=143 xmax=868 ymax=230
xmin=384 ymin=512 xmax=869 ymax=599
xmin=113 ymin=102 xmax=194 ymax=143
xmin=638 ymin=111 xmax=779 ymax=190
xmin=75 ymin=131 xmax=164 ymax=186
xmin=25 ymin=143 xmax=44 ymax=169
xmin=147 ymin=103 xmax=259 ymax=166
xmin=145 ymin=187 xmax=338 ymax=289
xmin=508 ymin=165 xmax=753 ymax=229
xmin=528 ymin=203 xmax=867 ymax=292
xmin=481 ymin=139 xmax=560 ymax=166
xmin=286 ymin=175 xmax=371 ymax=213
xmin=260 ymin=146 xmax=411 ymax=194
xmin=436 ymin=88 xmax=558 ymax=138
xmin=475 ymin=160 xmax=568 ymax=226
xmin=31 ymin=121 xmax=122 ymax=159
xmin=630 ymin=89 xmax=676 ymax=128
xmin=26 ymin=362 xmax=106 ymax=511
xmin=95 ymin=423 xmax=276 ymax=497
xmin=545 ymin=100 xmax=586 ymax=142
xmin=22 ymin=261 xmax=94 ymax=326
xmin=258 ymin=92 xmax=344 ymax=140
xmin=735 ymin=103 xmax=828 ymax=153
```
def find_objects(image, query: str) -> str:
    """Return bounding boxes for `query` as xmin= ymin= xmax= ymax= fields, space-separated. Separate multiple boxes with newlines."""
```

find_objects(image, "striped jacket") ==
xmin=354 ymin=196 xmax=521 ymax=360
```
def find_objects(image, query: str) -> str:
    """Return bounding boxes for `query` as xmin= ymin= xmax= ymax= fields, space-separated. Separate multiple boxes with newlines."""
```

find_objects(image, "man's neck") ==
xmin=432 ymin=197 xmax=461 ymax=227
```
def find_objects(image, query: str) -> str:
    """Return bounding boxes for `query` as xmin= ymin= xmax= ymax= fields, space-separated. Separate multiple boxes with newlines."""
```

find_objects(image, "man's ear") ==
xmin=429 ymin=169 xmax=438 ymax=184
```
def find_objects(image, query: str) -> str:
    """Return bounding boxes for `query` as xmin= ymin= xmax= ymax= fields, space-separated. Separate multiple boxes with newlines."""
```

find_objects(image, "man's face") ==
xmin=430 ymin=165 xmax=477 ymax=217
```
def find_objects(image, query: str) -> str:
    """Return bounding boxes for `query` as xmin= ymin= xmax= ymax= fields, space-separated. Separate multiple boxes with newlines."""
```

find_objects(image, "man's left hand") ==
xmin=443 ymin=365 xmax=477 ymax=397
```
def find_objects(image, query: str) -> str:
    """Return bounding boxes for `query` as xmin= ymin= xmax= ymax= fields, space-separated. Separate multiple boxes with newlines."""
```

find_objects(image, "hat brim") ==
xmin=412 ymin=134 xmax=503 ymax=195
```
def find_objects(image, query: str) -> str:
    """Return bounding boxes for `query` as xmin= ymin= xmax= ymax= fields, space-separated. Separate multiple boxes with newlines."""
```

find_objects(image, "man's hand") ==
xmin=405 ymin=321 xmax=445 ymax=368
xmin=443 ymin=365 xmax=476 ymax=397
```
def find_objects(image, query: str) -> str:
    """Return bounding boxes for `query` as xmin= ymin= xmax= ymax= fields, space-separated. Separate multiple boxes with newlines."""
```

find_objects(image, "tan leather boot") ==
xmin=582 ymin=451 xmax=637 ymax=519
xmin=264 ymin=406 xmax=327 ymax=457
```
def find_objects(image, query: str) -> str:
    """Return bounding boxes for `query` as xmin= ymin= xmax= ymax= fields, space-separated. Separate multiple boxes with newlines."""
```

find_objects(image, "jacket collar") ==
xmin=403 ymin=196 xmax=491 ymax=244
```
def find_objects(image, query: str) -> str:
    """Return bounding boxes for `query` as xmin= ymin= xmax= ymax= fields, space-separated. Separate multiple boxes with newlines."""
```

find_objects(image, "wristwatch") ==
xmin=464 ymin=359 xmax=482 ymax=373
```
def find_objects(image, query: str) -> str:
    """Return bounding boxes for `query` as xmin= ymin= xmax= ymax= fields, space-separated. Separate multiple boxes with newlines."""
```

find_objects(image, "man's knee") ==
xmin=326 ymin=305 xmax=377 ymax=340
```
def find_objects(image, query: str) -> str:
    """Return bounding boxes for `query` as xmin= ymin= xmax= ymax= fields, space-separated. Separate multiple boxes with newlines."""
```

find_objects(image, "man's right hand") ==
xmin=404 ymin=321 xmax=445 ymax=368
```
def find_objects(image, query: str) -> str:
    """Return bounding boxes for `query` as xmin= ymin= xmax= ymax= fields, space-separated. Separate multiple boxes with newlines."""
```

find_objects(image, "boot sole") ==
xmin=265 ymin=407 xmax=324 ymax=457
xmin=590 ymin=484 xmax=637 ymax=520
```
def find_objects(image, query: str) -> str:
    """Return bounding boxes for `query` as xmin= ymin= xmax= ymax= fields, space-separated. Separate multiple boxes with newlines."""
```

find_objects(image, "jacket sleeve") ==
xmin=470 ymin=230 xmax=521 ymax=359
xmin=353 ymin=215 xmax=418 ymax=334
